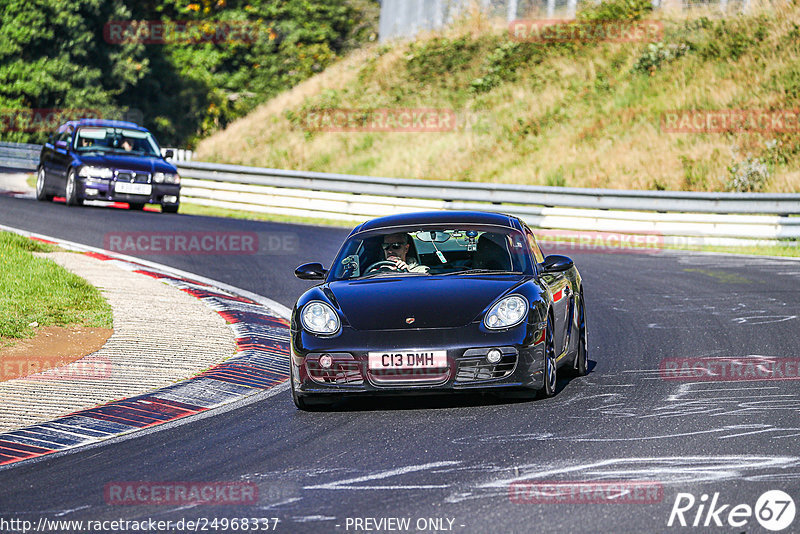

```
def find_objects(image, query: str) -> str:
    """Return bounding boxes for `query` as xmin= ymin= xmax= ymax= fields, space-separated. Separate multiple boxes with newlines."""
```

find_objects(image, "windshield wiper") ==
xmin=353 ymin=271 xmax=428 ymax=280
xmin=439 ymin=268 xmax=521 ymax=276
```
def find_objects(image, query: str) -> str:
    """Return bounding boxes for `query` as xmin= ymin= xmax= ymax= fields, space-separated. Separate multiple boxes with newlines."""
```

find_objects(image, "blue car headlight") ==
xmin=154 ymin=172 xmax=180 ymax=184
xmin=484 ymin=295 xmax=527 ymax=329
xmin=301 ymin=301 xmax=341 ymax=335
xmin=78 ymin=166 xmax=113 ymax=179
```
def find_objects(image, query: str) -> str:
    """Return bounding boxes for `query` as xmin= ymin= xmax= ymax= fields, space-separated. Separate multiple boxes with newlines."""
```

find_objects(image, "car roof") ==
xmin=66 ymin=119 xmax=149 ymax=132
xmin=351 ymin=210 xmax=522 ymax=235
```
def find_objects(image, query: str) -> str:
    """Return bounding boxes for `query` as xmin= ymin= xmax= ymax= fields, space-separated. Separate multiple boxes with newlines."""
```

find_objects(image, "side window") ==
xmin=55 ymin=125 xmax=72 ymax=147
xmin=525 ymin=227 xmax=545 ymax=264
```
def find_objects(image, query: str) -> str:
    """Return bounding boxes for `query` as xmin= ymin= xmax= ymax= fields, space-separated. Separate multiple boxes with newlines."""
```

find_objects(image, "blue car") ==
xmin=36 ymin=119 xmax=181 ymax=212
xmin=290 ymin=210 xmax=588 ymax=409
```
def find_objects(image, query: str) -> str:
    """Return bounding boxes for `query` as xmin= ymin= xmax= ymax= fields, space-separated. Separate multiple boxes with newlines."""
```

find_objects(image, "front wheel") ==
xmin=570 ymin=294 xmax=588 ymax=377
xmin=36 ymin=167 xmax=53 ymax=201
xmin=65 ymin=170 xmax=83 ymax=206
xmin=291 ymin=380 xmax=329 ymax=411
xmin=539 ymin=316 xmax=558 ymax=398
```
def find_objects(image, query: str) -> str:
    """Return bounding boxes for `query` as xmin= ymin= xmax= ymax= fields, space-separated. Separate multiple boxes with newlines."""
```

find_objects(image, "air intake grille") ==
xmin=456 ymin=354 xmax=517 ymax=383
xmin=306 ymin=361 xmax=363 ymax=385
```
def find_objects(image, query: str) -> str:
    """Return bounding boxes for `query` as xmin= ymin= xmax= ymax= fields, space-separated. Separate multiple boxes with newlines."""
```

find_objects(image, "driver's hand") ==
xmin=388 ymin=257 xmax=409 ymax=271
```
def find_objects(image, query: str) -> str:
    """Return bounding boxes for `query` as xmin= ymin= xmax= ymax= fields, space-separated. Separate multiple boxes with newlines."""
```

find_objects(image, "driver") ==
xmin=381 ymin=233 xmax=428 ymax=273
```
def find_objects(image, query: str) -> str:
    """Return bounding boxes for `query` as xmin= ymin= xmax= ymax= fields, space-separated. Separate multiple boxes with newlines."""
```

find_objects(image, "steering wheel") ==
xmin=365 ymin=260 xmax=403 ymax=273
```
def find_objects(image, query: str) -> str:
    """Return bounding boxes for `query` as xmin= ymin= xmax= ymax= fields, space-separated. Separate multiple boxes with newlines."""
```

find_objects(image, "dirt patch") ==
xmin=0 ymin=327 xmax=113 ymax=381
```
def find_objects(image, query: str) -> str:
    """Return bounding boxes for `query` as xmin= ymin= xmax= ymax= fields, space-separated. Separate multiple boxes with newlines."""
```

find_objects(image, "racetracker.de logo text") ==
xmin=104 ymin=482 xmax=258 ymax=505
xmin=300 ymin=109 xmax=457 ymax=132
xmin=509 ymin=19 xmax=663 ymax=42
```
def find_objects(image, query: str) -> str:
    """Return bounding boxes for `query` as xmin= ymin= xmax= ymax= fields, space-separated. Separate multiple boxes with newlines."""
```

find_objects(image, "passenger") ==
xmin=120 ymin=137 xmax=134 ymax=151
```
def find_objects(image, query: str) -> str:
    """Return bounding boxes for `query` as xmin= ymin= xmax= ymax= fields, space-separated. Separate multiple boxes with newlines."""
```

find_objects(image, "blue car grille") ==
xmin=116 ymin=171 xmax=150 ymax=183
xmin=455 ymin=354 xmax=517 ymax=383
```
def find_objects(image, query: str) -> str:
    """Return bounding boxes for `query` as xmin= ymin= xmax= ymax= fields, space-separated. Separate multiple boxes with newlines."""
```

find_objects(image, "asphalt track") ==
xmin=1 ymin=193 xmax=799 ymax=534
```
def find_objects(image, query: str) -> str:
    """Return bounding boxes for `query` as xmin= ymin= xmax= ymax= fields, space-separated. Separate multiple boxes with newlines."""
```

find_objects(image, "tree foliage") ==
xmin=0 ymin=0 xmax=378 ymax=145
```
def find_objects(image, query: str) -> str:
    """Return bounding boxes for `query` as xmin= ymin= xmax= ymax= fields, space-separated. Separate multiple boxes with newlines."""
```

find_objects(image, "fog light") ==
xmin=486 ymin=349 xmax=502 ymax=364
xmin=163 ymin=195 xmax=178 ymax=204
xmin=85 ymin=189 xmax=99 ymax=196
xmin=319 ymin=354 xmax=333 ymax=369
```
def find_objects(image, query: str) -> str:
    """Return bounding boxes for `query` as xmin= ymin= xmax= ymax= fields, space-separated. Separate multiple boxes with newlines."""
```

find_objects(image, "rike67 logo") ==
xmin=668 ymin=490 xmax=796 ymax=531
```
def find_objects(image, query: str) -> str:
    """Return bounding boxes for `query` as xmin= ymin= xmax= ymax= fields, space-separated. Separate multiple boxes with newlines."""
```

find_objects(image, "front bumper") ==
xmin=291 ymin=323 xmax=547 ymax=397
xmin=77 ymin=177 xmax=180 ymax=206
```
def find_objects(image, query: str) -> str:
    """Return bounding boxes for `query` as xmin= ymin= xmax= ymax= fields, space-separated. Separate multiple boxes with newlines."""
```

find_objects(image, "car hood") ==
xmin=78 ymin=154 xmax=176 ymax=174
xmin=328 ymin=275 xmax=523 ymax=330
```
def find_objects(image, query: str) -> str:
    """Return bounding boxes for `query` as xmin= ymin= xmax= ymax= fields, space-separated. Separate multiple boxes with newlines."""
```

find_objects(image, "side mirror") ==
xmin=541 ymin=255 xmax=574 ymax=273
xmin=164 ymin=149 xmax=174 ymax=159
xmin=295 ymin=262 xmax=327 ymax=280
xmin=55 ymin=140 xmax=68 ymax=150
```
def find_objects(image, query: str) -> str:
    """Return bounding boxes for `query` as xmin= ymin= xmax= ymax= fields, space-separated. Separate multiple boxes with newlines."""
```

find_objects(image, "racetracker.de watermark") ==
xmin=1 ymin=356 xmax=112 ymax=381
xmin=300 ymin=108 xmax=457 ymax=132
xmin=536 ymin=230 xmax=664 ymax=254
xmin=1 ymin=108 xmax=101 ymax=132
xmin=104 ymin=482 xmax=258 ymax=506
xmin=509 ymin=480 xmax=663 ymax=503
xmin=662 ymin=109 xmax=800 ymax=133
xmin=509 ymin=19 xmax=663 ymax=42
xmin=103 ymin=20 xmax=269 ymax=45
xmin=103 ymin=231 xmax=298 ymax=256
xmin=660 ymin=356 xmax=800 ymax=382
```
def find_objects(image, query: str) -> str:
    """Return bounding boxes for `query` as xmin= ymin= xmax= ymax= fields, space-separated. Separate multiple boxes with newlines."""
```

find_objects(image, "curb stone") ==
xmin=0 ymin=232 xmax=291 ymax=468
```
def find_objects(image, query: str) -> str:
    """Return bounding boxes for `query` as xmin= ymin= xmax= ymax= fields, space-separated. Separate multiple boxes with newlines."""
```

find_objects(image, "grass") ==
xmin=195 ymin=0 xmax=800 ymax=193
xmin=0 ymin=231 xmax=112 ymax=343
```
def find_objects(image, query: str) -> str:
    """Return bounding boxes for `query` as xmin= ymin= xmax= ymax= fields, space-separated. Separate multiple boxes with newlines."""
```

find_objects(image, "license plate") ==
xmin=115 ymin=182 xmax=151 ymax=196
xmin=368 ymin=350 xmax=447 ymax=370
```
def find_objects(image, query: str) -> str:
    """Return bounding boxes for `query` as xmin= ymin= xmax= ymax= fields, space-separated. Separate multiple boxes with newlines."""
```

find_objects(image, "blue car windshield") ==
xmin=329 ymin=225 xmax=534 ymax=281
xmin=74 ymin=127 xmax=161 ymax=156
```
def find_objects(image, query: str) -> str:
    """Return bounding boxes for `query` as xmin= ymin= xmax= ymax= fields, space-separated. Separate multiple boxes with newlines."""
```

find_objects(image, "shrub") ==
xmin=632 ymin=42 xmax=690 ymax=75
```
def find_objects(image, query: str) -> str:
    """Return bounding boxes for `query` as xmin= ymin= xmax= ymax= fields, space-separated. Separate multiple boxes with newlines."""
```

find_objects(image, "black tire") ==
xmin=162 ymin=204 xmax=179 ymax=214
xmin=35 ymin=167 xmax=53 ymax=201
xmin=539 ymin=315 xmax=557 ymax=398
xmin=290 ymin=375 xmax=329 ymax=411
xmin=64 ymin=170 xmax=83 ymax=206
xmin=569 ymin=294 xmax=588 ymax=377
xmin=128 ymin=202 xmax=146 ymax=211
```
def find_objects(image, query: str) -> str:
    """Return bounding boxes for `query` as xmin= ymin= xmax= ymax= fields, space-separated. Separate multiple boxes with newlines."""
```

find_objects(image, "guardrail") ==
xmin=175 ymin=160 xmax=800 ymax=245
xmin=1 ymin=142 xmax=798 ymax=244
xmin=0 ymin=141 xmax=40 ymax=171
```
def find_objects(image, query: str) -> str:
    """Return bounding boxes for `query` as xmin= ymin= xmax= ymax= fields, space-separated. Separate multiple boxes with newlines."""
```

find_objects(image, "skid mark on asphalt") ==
xmin=304 ymin=461 xmax=462 ymax=490
xmin=444 ymin=455 xmax=800 ymax=503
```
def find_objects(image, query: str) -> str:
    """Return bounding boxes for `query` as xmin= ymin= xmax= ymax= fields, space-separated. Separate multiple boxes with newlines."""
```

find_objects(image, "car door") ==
xmin=41 ymin=131 xmax=57 ymax=180
xmin=50 ymin=124 xmax=74 ymax=192
xmin=525 ymin=225 xmax=571 ymax=357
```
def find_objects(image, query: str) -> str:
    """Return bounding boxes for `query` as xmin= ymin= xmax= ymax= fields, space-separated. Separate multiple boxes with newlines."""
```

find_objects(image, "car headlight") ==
xmin=78 ymin=166 xmax=113 ymax=179
xmin=154 ymin=172 xmax=180 ymax=184
xmin=301 ymin=301 xmax=341 ymax=335
xmin=484 ymin=295 xmax=527 ymax=329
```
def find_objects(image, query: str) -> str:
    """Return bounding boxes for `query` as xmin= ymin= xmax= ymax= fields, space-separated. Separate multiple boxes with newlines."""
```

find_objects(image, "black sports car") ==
xmin=290 ymin=210 xmax=587 ymax=409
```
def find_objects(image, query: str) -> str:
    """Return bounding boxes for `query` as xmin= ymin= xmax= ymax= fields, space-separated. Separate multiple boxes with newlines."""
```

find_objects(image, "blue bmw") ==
xmin=290 ymin=210 xmax=588 ymax=409
xmin=36 ymin=119 xmax=181 ymax=212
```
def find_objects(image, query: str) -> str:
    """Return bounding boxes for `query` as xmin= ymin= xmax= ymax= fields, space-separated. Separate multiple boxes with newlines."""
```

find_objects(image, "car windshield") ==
xmin=74 ymin=127 xmax=161 ymax=156
xmin=328 ymin=225 xmax=534 ymax=281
